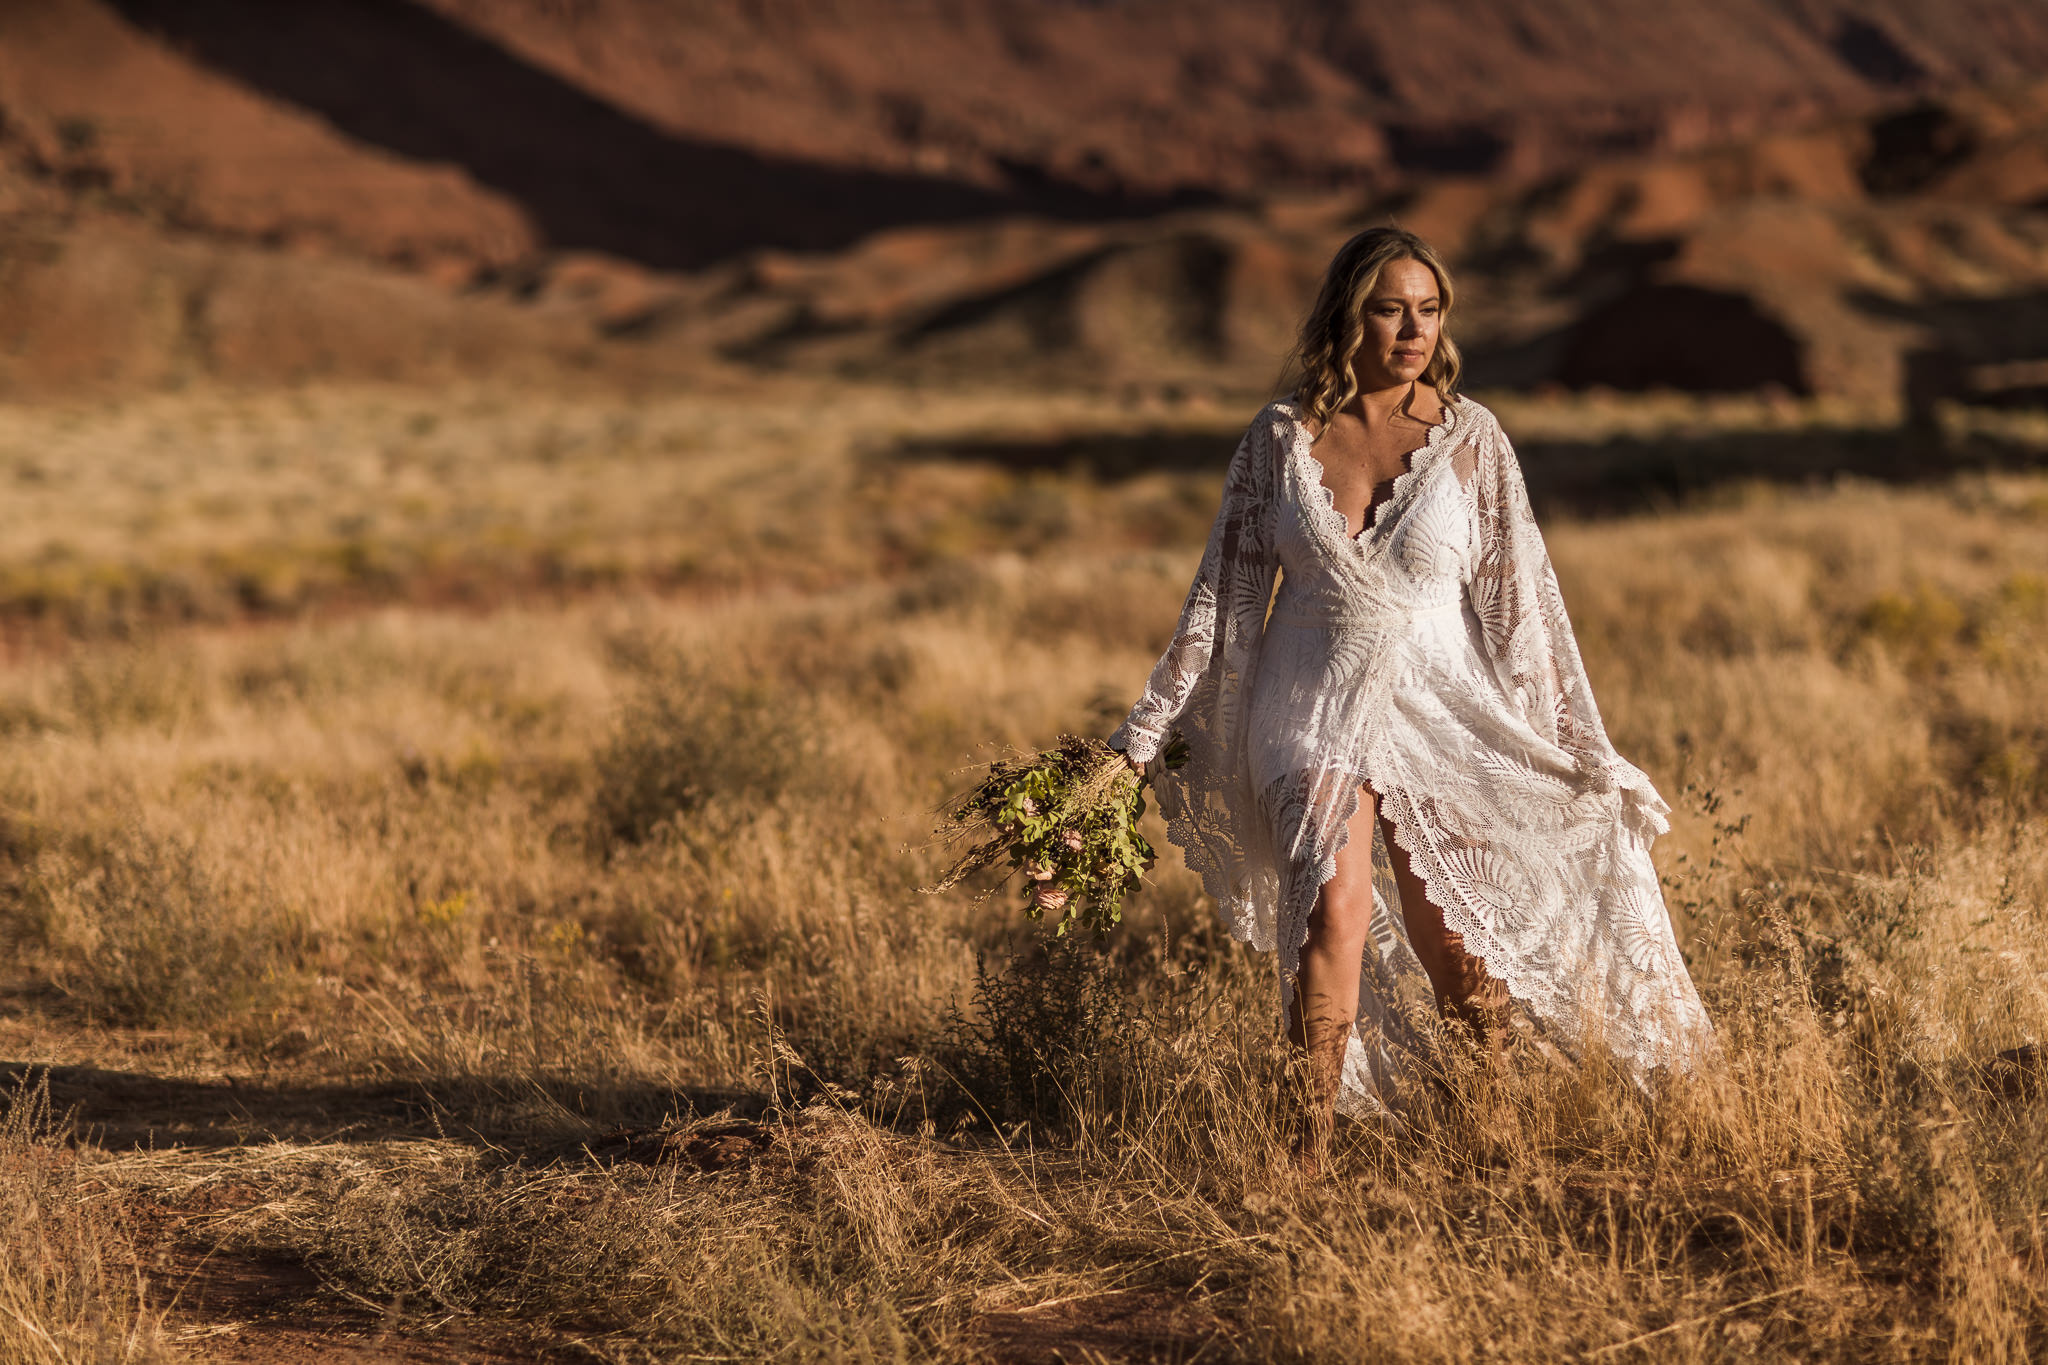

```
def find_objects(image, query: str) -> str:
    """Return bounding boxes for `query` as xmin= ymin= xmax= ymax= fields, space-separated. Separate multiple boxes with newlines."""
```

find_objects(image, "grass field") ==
xmin=1 ymin=380 xmax=2045 ymax=1362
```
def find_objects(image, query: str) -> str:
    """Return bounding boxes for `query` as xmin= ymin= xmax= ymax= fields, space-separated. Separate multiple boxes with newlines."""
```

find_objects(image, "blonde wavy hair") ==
xmin=1284 ymin=227 xmax=1462 ymax=435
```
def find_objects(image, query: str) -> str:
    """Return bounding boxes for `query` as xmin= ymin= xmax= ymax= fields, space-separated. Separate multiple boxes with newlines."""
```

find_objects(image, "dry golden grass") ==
xmin=0 ymin=381 xmax=2043 ymax=1361
xmin=0 ymin=1077 xmax=173 ymax=1364
xmin=0 ymin=379 xmax=1242 ymax=632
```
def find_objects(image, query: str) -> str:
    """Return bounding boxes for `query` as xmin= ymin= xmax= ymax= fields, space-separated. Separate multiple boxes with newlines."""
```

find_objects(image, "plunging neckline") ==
xmin=1287 ymin=398 xmax=1459 ymax=547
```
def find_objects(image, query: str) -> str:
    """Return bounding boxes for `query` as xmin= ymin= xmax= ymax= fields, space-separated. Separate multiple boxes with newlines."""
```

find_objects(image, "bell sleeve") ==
xmin=1467 ymin=413 xmax=1671 ymax=840
xmin=1111 ymin=408 xmax=1282 ymax=765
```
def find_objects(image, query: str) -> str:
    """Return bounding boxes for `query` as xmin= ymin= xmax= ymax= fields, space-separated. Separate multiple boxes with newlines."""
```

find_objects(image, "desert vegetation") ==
xmin=8 ymin=4 xmax=2048 ymax=1360
xmin=0 ymin=380 xmax=2045 ymax=1362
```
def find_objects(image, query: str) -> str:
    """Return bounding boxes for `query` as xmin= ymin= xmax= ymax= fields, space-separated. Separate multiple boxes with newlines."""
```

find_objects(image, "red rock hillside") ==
xmin=2 ymin=0 xmax=2047 ymax=400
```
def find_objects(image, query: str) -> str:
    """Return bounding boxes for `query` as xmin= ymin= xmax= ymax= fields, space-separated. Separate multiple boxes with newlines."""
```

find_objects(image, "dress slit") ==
xmin=1369 ymin=779 xmax=1520 ymax=998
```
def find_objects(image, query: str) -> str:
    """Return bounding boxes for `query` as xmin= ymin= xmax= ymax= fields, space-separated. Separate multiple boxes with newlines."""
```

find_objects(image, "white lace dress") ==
xmin=1112 ymin=396 xmax=1713 ymax=1114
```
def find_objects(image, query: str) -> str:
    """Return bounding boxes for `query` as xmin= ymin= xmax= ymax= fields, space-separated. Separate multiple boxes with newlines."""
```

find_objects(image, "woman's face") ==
xmin=1353 ymin=257 xmax=1441 ymax=391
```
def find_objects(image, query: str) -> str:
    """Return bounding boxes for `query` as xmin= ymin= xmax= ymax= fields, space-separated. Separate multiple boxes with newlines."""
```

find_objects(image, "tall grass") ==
xmin=0 ymin=1079 xmax=172 ymax=1364
xmin=0 ymin=384 xmax=2043 ymax=1357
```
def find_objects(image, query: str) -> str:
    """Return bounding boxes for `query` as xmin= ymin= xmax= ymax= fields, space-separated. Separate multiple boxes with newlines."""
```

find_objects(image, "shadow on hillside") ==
xmin=0 ymin=1060 xmax=763 ymax=1156
xmin=901 ymin=424 xmax=2048 ymax=516
xmin=1511 ymin=426 xmax=2048 ymax=516
xmin=108 ymin=0 xmax=1213 ymax=271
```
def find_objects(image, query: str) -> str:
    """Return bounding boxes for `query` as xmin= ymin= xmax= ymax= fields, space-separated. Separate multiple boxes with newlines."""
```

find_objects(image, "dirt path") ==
xmin=129 ymin=1176 xmax=551 ymax=1363
xmin=6 ymin=1033 xmax=1234 ymax=1362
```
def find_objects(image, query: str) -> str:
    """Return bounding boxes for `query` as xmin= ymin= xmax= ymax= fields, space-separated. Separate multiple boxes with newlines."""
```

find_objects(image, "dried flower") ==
xmin=921 ymin=734 xmax=1157 ymax=936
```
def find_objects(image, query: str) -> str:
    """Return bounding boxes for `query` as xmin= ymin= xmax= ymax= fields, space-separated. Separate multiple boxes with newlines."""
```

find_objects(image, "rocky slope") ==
xmin=2 ymin=0 xmax=2047 ymax=399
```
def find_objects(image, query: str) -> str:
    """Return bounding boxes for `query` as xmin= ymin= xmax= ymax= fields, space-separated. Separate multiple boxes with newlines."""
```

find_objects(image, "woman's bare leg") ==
xmin=1378 ymin=808 xmax=1511 ymax=1048
xmin=1285 ymin=786 xmax=1517 ymax=1169
xmin=1286 ymin=786 xmax=1380 ymax=1169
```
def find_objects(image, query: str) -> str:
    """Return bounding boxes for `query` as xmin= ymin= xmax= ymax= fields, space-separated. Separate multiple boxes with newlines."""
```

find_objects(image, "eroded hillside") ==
xmin=2 ymin=0 xmax=2047 ymax=402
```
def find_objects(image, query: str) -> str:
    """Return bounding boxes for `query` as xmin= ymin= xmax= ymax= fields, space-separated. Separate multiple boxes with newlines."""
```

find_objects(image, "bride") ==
xmin=1110 ymin=227 xmax=1712 ymax=1157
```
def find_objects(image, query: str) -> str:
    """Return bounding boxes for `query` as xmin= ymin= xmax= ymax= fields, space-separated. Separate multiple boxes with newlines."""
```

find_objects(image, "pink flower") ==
xmin=1060 ymin=829 xmax=1085 ymax=853
xmin=1019 ymin=796 xmax=1039 ymax=817
xmin=1024 ymin=861 xmax=1054 ymax=882
xmin=1034 ymin=885 xmax=1070 ymax=912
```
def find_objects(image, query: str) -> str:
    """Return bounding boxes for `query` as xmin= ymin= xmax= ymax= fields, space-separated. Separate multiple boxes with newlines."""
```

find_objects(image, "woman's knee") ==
xmin=1305 ymin=881 xmax=1374 ymax=954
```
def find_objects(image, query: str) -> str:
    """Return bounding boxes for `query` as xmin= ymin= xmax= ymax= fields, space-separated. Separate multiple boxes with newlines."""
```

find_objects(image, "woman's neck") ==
xmin=1349 ymin=379 xmax=1416 ymax=429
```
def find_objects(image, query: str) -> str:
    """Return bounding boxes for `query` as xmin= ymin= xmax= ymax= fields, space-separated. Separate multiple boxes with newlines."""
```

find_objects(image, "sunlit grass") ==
xmin=0 ymin=382 xmax=2044 ymax=1360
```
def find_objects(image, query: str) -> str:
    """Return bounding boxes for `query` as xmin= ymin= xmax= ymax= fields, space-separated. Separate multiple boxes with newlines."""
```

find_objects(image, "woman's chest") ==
xmin=1308 ymin=441 xmax=1420 ymax=538
xmin=1279 ymin=457 xmax=1477 ymax=588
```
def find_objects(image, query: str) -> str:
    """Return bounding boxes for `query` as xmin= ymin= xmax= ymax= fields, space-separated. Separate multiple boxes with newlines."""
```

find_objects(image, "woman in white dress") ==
xmin=1110 ymin=228 xmax=1712 ymax=1155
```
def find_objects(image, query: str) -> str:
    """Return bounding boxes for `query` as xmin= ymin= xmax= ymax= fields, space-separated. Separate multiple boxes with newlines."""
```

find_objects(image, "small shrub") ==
xmin=592 ymin=639 xmax=822 ymax=846
xmin=939 ymin=933 xmax=1138 ymax=1136
xmin=25 ymin=824 xmax=311 ymax=1030
xmin=1853 ymin=584 xmax=1968 ymax=672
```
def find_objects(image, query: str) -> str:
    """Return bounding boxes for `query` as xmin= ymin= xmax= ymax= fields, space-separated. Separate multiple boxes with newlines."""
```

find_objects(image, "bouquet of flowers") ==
xmin=922 ymin=734 xmax=1183 ymax=936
